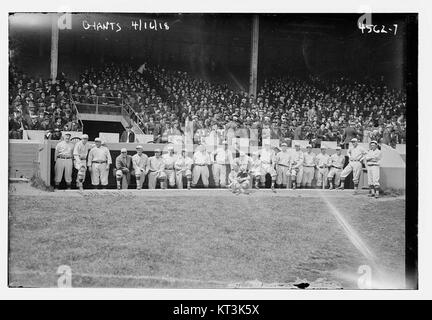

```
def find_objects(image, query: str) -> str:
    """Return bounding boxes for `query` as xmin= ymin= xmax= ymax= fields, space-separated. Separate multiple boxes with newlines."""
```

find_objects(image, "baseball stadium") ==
xmin=8 ymin=13 xmax=413 ymax=289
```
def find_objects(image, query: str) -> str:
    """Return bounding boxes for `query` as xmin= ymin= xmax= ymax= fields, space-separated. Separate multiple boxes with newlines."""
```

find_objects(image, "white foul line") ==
xmin=320 ymin=193 xmax=378 ymax=267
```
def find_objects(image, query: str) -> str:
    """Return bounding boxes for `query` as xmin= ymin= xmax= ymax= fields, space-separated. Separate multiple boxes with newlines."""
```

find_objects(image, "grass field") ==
xmin=8 ymin=183 xmax=406 ymax=289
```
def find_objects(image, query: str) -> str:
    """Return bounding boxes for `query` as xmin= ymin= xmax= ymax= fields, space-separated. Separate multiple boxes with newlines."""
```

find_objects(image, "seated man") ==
xmin=115 ymin=148 xmax=133 ymax=190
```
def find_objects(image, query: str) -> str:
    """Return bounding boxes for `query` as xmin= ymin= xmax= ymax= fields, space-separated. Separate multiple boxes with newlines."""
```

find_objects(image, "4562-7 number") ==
xmin=358 ymin=23 xmax=398 ymax=35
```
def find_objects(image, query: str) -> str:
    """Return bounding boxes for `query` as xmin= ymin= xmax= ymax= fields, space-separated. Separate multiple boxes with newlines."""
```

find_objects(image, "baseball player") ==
xmin=132 ymin=145 xmax=148 ymax=190
xmin=162 ymin=145 xmax=178 ymax=188
xmin=174 ymin=149 xmax=193 ymax=189
xmin=192 ymin=144 xmax=211 ymax=188
xmin=250 ymin=151 xmax=263 ymax=189
xmin=234 ymin=168 xmax=252 ymax=195
xmin=259 ymin=142 xmax=277 ymax=192
xmin=327 ymin=146 xmax=346 ymax=189
xmin=365 ymin=140 xmax=382 ymax=198
xmin=228 ymin=164 xmax=240 ymax=194
xmin=115 ymin=148 xmax=133 ymax=190
xmin=302 ymin=145 xmax=316 ymax=188
xmin=275 ymin=142 xmax=291 ymax=189
xmin=315 ymin=147 xmax=330 ymax=189
xmin=147 ymin=149 xmax=167 ymax=189
xmin=211 ymin=140 xmax=232 ymax=188
xmin=73 ymin=134 xmax=93 ymax=190
xmin=290 ymin=143 xmax=304 ymax=189
xmin=233 ymin=151 xmax=252 ymax=172
xmin=338 ymin=138 xmax=366 ymax=191
xmin=54 ymin=133 xmax=74 ymax=189
xmin=87 ymin=137 xmax=112 ymax=189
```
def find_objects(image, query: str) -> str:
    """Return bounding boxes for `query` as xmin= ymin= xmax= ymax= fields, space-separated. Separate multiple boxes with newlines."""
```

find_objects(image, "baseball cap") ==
xmin=81 ymin=134 xmax=89 ymax=139
xmin=94 ymin=137 xmax=101 ymax=142
xmin=351 ymin=138 xmax=358 ymax=142
xmin=136 ymin=145 xmax=143 ymax=149
xmin=306 ymin=145 xmax=312 ymax=148
xmin=239 ymin=151 xmax=246 ymax=157
xmin=121 ymin=148 xmax=127 ymax=153
xmin=294 ymin=143 xmax=300 ymax=147
xmin=154 ymin=148 xmax=161 ymax=153
xmin=370 ymin=140 xmax=378 ymax=145
xmin=64 ymin=132 xmax=71 ymax=136
xmin=281 ymin=142 xmax=288 ymax=147
xmin=222 ymin=140 xmax=228 ymax=145
xmin=167 ymin=145 xmax=174 ymax=150
xmin=335 ymin=146 xmax=342 ymax=150
xmin=320 ymin=146 xmax=326 ymax=150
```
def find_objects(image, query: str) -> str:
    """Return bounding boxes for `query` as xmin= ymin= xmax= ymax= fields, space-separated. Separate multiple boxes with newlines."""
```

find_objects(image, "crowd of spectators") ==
xmin=9 ymin=62 xmax=407 ymax=148
xmin=8 ymin=66 xmax=82 ymax=139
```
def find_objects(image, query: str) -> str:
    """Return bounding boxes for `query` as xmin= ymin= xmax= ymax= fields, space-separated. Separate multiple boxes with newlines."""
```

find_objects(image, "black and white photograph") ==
xmin=6 ymin=8 xmax=417 ymax=292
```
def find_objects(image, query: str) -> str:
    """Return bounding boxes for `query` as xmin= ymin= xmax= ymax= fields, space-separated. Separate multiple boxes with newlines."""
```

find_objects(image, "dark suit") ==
xmin=120 ymin=130 xmax=135 ymax=143
xmin=115 ymin=155 xmax=133 ymax=188
xmin=342 ymin=126 xmax=357 ymax=148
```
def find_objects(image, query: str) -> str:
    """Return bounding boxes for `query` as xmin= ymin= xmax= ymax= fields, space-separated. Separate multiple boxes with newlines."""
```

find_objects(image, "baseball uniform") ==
xmin=54 ymin=140 xmax=74 ymax=186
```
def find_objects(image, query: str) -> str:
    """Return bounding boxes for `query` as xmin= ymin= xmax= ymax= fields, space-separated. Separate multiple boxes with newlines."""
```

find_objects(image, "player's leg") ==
xmin=367 ymin=165 xmax=374 ymax=196
xmin=270 ymin=166 xmax=277 ymax=192
xmin=291 ymin=168 xmax=297 ymax=189
xmin=334 ymin=169 xmax=342 ymax=188
xmin=116 ymin=170 xmax=123 ymax=190
xmin=352 ymin=162 xmax=362 ymax=192
xmin=175 ymin=171 xmax=183 ymax=189
xmin=100 ymin=163 xmax=109 ymax=189
xmin=185 ymin=169 xmax=192 ymax=190
xmin=276 ymin=165 xmax=283 ymax=188
xmin=327 ymin=168 xmax=335 ymax=189
xmin=338 ymin=163 xmax=353 ymax=190
xmin=77 ymin=165 xmax=87 ymax=190
xmin=191 ymin=166 xmax=200 ymax=188
xmin=220 ymin=165 xmax=227 ymax=188
xmin=159 ymin=172 xmax=167 ymax=189
xmin=64 ymin=159 xmax=73 ymax=189
xmin=202 ymin=166 xmax=209 ymax=188
xmin=54 ymin=159 xmax=65 ymax=189
xmin=167 ymin=170 xmax=176 ymax=188
xmin=321 ymin=168 xmax=328 ymax=189
xmin=372 ymin=165 xmax=380 ymax=198
xmin=91 ymin=163 xmax=100 ymax=189
xmin=296 ymin=167 xmax=304 ymax=188
xmin=213 ymin=164 xmax=220 ymax=188
xmin=147 ymin=172 xmax=156 ymax=189
xmin=135 ymin=169 xmax=143 ymax=190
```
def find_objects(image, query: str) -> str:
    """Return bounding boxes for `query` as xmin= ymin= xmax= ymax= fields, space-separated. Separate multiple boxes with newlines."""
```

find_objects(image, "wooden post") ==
xmin=50 ymin=14 xmax=59 ymax=83
xmin=249 ymin=15 xmax=259 ymax=97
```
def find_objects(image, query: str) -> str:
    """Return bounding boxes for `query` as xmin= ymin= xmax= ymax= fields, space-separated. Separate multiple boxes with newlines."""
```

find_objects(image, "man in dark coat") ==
xmin=115 ymin=148 xmax=133 ymax=189
xmin=119 ymin=125 xmax=135 ymax=143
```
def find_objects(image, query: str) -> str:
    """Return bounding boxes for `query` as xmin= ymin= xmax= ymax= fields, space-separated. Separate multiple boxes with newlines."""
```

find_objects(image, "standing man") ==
xmin=162 ymin=145 xmax=178 ymax=188
xmin=54 ymin=133 xmax=74 ymax=189
xmin=341 ymin=121 xmax=358 ymax=149
xmin=327 ymin=146 xmax=346 ymax=190
xmin=87 ymin=137 xmax=112 ymax=189
xmin=120 ymin=125 xmax=135 ymax=143
xmin=365 ymin=140 xmax=382 ymax=198
xmin=115 ymin=148 xmax=133 ymax=190
xmin=338 ymin=138 xmax=366 ymax=191
xmin=73 ymin=134 xmax=93 ymax=190
xmin=250 ymin=151 xmax=263 ymax=189
xmin=290 ymin=143 xmax=304 ymax=190
xmin=192 ymin=144 xmax=211 ymax=188
xmin=174 ymin=149 xmax=193 ymax=189
xmin=275 ymin=142 xmax=291 ymax=189
xmin=132 ymin=145 xmax=148 ymax=190
xmin=147 ymin=149 xmax=167 ymax=189
xmin=211 ymin=140 xmax=232 ymax=188
xmin=259 ymin=142 xmax=277 ymax=192
xmin=302 ymin=145 xmax=316 ymax=189
xmin=315 ymin=147 xmax=330 ymax=189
